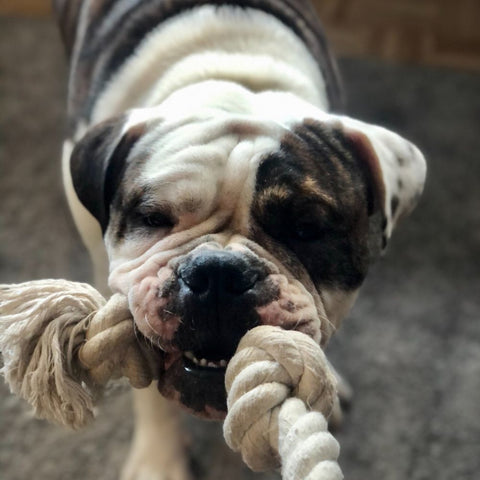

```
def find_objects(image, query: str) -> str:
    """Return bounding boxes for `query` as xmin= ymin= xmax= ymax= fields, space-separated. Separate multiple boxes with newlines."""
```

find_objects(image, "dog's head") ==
xmin=70 ymin=85 xmax=426 ymax=418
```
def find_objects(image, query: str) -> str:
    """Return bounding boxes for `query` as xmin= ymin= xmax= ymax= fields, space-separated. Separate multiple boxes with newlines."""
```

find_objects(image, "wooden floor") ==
xmin=1 ymin=0 xmax=479 ymax=70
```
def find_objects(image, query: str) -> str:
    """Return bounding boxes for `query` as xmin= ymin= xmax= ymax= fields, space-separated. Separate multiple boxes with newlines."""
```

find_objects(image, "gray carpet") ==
xmin=1 ymin=17 xmax=479 ymax=480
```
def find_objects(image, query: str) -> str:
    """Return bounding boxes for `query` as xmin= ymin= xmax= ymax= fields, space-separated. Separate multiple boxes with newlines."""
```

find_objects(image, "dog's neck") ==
xmin=89 ymin=6 xmax=329 ymax=126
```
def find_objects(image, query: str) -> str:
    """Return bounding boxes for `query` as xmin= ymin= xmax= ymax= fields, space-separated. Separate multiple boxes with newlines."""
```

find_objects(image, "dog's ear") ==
xmin=342 ymin=118 xmax=426 ymax=249
xmin=70 ymin=116 xmax=146 ymax=233
xmin=318 ymin=115 xmax=427 ymax=250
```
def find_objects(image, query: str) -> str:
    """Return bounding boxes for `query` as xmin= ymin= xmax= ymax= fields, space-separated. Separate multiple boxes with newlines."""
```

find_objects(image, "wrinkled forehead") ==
xmin=117 ymin=113 xmax=370 ymax=225
xmin=120 ymin=115 xmax=288 ymax=213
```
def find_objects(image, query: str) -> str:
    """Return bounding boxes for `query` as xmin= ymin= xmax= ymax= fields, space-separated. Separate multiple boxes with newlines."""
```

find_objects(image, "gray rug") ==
xmin=1 ymin=16 xmax=479 ymax=480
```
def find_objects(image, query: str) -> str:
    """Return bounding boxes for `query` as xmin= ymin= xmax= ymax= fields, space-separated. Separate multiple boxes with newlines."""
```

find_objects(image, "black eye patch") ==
xmin=250 ymin=122 xmax=373 ymax=290
xmin=255 ymin=195 xmax=338 ymax=243
xmin=141 ymin=211 xmax=175 ymax=229
xmin=111 ymin=187 xmax=177 ymax=240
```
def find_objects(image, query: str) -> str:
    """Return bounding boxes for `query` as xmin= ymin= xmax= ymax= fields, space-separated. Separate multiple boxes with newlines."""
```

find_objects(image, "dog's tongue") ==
xmin=157 ymin=355 xmax=227 ymax=419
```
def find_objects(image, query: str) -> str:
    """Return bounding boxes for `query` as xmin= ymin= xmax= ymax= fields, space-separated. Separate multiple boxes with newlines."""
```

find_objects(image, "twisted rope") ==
xmin=0 ymin=280 xmax=343 ymax=478
xmin=224 ymin=326 xmax=343 ymax=480
xmin=0 ymin=280 xmax=154 ymax=428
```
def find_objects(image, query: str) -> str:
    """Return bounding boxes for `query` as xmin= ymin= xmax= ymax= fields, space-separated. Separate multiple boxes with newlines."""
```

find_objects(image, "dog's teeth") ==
xmin=184 ymin=352 xmax=201 ymax=365
xmin=184 ymin=352 xmax=228 ymax=368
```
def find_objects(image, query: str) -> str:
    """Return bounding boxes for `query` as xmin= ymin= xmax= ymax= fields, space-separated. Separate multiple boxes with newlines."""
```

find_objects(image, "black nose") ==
xmin=179 ymin=250 xmax=259 ymax=297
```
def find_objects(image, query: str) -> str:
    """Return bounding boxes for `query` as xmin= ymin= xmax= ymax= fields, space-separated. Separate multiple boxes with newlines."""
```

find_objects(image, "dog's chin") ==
xmin=157 ymin=351 xmax=229 ymax=420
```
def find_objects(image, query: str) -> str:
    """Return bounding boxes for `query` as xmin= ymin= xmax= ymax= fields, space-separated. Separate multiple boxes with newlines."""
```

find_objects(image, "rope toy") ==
xmin=0 ymin=280 xmax=155 ymax=428
xmin=0 ymin=279 xmax=343 ymax=479
xmin=224 ymin=326 xmax=342 ymax=480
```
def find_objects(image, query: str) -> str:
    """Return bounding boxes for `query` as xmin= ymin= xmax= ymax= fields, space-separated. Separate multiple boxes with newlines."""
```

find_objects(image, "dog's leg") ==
xmin=122 ymin=386 xmax=192 ymax=480
xmin=327 ymin=360 xmax=353 ymax=430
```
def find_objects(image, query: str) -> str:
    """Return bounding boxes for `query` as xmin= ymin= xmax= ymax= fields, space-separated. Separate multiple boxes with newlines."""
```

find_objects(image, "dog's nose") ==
xmin=175 ymin=250 xmax=264 ymax=359
xmin=178 ymin=250 xmax=258 ymax=297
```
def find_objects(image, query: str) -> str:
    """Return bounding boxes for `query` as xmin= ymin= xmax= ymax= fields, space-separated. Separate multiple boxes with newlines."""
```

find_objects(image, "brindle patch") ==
xmin=251 ymin=119 xmax=378 ymax=290
xmin=256 ymin=184 xmax=292 ymax=213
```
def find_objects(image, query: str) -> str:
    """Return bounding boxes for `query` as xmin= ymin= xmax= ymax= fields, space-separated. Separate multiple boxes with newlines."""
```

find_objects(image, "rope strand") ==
xmin=0 ymin=280 xmax=154 ymax=428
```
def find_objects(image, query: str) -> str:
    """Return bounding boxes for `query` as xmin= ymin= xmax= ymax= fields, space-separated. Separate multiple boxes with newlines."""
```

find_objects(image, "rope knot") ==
xmin=0 ymin=280 xmax=153 ymax=428
xmin=223 ymin=325 xmax=339 ymax=476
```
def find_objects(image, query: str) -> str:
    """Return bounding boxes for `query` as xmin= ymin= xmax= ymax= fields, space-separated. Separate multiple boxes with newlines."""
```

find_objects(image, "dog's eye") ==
xmin=142 ymin=212 xmax=174 ymax=229
xmin=292 ymin=221 xmax=326 ymax=242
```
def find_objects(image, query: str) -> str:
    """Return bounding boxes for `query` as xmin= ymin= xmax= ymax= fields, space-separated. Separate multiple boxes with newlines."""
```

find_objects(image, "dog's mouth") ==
xmin=129 ymin=253 xmax=323 ymax=419
xmin=156 ymin=343 xmax=237 ymax=420
xmin=183 ymin=351 xmax=229 ymax=369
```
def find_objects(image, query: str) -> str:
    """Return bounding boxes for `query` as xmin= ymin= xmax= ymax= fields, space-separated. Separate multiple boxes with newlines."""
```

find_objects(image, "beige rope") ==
xmin=0 ymin=279 xmax=153 ymax=428
xmin=223 ymin=326 xmax=343 ymax=479
xmin=1 ymin=280 xmax=343 ymax=479
xmin=77 ymin=293 xmax=154 ymax=388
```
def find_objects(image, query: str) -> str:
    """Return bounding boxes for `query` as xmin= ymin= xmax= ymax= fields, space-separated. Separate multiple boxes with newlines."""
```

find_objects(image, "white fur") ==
xmin=90 ymin=5 xmax=328 ymax=124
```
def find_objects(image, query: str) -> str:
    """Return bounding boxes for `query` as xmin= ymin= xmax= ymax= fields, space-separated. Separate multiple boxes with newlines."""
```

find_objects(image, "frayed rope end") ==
xmin=0 ymin=279 xmax=107 ymax=429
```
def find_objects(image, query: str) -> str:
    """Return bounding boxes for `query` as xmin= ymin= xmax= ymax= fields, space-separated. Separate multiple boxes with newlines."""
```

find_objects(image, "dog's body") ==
xmin=53 ymin=1 xmax=426 ymax=478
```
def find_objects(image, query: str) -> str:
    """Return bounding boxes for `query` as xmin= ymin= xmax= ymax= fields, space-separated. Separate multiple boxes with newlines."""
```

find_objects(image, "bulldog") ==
xmin=53 ymin=0 xmax=426 ymax=478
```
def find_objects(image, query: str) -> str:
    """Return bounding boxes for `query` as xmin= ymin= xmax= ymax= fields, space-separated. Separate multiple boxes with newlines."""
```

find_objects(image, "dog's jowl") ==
xmin=54 ymin=0 xmax=426 ymax=478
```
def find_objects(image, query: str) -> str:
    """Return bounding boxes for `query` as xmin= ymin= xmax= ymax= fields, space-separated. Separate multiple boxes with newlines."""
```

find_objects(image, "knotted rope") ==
xmin=0 ymin=280 xmax=154 ymax=428
xmin=224 ymin=326 xmax=343 ymax=480
xmin=0 ymin=279 xmax=343 ymax=478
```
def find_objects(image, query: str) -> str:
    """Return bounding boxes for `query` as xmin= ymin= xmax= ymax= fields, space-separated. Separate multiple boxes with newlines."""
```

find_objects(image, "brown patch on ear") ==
xmin=344 ymin=128 xmax=386 ymax=216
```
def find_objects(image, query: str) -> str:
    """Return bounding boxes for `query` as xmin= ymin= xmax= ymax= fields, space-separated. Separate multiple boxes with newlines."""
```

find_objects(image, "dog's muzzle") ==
xmin=128 ymin=245 xmax=322 ymax=419
xmin=154 ymin=249 xmax=273 ymax=418
xmin=175 ymin=250 xmax=263 ymax=358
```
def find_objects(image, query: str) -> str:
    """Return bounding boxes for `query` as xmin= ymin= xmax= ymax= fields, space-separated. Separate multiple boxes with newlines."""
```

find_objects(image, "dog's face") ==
xmin=70 ymin=87 xmax=426 ymax=418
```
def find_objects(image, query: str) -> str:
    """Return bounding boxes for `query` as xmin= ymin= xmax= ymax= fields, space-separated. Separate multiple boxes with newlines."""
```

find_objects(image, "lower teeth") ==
xmin=184 ymin=352 xmax=227 ymax=368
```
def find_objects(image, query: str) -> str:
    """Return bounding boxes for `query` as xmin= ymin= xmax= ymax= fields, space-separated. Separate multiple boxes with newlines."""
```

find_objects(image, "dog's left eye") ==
xmin=142 ymin=212 xmax=175 ymax=229
xmin=292 ymin=221 xmax=326 ymax=242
